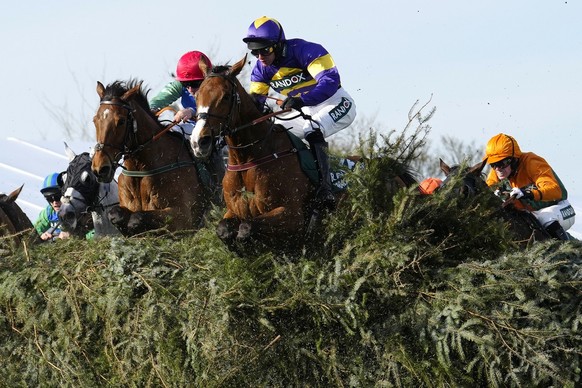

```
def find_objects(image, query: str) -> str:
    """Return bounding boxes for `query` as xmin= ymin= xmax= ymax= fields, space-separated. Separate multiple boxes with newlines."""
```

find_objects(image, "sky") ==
xmin=1 ymin=1 xmax=581 ymax=211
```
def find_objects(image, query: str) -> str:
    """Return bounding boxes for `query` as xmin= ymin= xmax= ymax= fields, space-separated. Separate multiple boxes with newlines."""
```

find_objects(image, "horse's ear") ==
xmin=97 ymin=81 xmax=105 ymax=99
xmin=230 ymin=55 xmax=247 ymax=77
xmin=64 ymin=141 xmax=76 ymax=162
xmin=469 ymin=159 xmax=487 ymax=175
xmin=439 ymin=158 xmax=451 ymax=176
xmin=199 ymin=55 xmax=210 ymax=77
xmin=7 ymin=185 xmax=24 ymax=202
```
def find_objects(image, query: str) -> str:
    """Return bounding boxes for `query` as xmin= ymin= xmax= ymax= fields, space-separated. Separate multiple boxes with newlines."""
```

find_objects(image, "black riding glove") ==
xmin=281 ymin=96 xmax=305 ymax=111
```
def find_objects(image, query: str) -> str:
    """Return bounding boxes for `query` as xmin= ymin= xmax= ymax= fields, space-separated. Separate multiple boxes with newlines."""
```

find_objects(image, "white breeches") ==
xmin=532 ymin=199 xmax=576 ymax=231
xmin=274 ymin=87 xmax=357 ymax=139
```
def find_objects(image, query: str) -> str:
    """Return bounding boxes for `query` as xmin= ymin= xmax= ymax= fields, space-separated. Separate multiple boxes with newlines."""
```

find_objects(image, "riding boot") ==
xmin=545 ymin=220 xmax=569 ymax=241
xmin=307 ymin=132 xmax=336 ymax=211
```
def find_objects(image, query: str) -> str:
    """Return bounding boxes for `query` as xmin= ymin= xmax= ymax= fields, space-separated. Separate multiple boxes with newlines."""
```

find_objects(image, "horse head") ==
xmin=191 ymin=55 xmax=256 ymax=158
xmin=58 ymin=144 xmax=100 ymax=235
xmin=440 ymin=158 xmax=488 ymax=197
xmin=59 ymin=143 xmax=121 ymax=237
xmin=0 ymin=185 xmax=38 ymax=247
xmin=92 ymin=80 xmax=145 ymax=182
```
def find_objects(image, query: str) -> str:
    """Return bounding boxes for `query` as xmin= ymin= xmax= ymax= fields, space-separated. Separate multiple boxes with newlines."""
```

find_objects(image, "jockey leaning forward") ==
xmin=149 ymin=50 xmax=225 ymax=201
xmin=483 ymin=133 xmax=575 ymax=240
xmin=242 ymin=16 xmax=357 ymax=211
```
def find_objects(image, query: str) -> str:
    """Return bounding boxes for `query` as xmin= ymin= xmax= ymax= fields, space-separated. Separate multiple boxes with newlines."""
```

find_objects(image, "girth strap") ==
xmin=121 ymin=161 xmax=197 ymax=177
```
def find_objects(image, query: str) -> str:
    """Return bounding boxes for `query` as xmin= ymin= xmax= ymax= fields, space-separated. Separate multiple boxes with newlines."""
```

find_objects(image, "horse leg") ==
xmin=124 ymin=208 xmax=194 ymax=235
xmin=107 ymin=205 xmax=132 ymax=236
xmin=217 ymin=217 xmax=241 ymax=244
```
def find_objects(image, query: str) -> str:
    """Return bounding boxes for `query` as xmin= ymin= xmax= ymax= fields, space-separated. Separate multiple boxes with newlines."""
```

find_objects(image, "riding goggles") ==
xmin=251 ymin=46 xmax=275 ymax=57
xmin=181 ymin=80 xmax=203 ymax=90
xmin=44 ymin=193 xmax=61 ymax=202
xmin=490 ymin=157 xmax=513 ymax=169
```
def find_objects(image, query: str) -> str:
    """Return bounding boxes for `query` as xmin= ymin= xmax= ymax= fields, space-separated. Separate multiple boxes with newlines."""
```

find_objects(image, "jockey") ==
xmin=34 ymin=172 xmax=70 ymax=241
xmin=150 ymin=50 xmax=225 ymax=201
xmin=150 ymin=50 xmax=211 ymax=125
xmin=242 ymin=16 xmax=357 ymax=211
xmin=483 ymin=133 xmax=575 ymax=240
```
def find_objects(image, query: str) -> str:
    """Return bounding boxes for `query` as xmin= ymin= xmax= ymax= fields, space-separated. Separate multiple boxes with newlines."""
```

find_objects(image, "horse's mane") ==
xmin=210 ymin=65 xmax=232 ymax=75
xmin=101 ymin=79 xmax=159 ymax=123
xmin=389 ymin=158 xmax=418 ymax=187
xmin=399 ymin=167 xmax=419 ymax=187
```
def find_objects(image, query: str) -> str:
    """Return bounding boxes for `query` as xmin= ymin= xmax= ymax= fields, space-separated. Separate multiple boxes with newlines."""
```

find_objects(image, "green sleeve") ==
xmin=149 ymin=81 xmax=183 ymax=110
xmin=34 ymin=208 xmax=50 ymax=235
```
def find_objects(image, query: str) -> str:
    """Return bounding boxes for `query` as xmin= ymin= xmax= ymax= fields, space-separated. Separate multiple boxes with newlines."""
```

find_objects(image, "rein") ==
xmin=226 ymin=148 xmax=297 ymax=171
xmin=228 ymin=108 xmax=292 ymax=135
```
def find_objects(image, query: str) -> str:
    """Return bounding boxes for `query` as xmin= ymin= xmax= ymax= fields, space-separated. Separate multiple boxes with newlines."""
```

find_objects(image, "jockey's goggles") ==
xmin=251 ymin=46 xmax=275 ymax=57
xmin=44 ymin=193 xmax=61 ymax=202
xmin=490 ymin=157 xmax=513 ymax=170
xmin=181 ymin=80 xmax=203 ymax=90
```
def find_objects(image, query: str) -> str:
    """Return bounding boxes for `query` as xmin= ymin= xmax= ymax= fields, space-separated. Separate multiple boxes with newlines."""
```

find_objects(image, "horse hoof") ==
xmin=236 ymin=221 xmax=253 ymax=240
xmin=127 ymin=213 xmax=146 ymax=235
xmin=108 ymin=206 xmax=125 ymax=225
xmin=217 ymin=219 xmax=239 ymax=241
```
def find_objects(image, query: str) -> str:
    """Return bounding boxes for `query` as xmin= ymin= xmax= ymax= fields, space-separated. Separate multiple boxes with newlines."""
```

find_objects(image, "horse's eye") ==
xmin=117 ymin=118 xmax=126 ymax=126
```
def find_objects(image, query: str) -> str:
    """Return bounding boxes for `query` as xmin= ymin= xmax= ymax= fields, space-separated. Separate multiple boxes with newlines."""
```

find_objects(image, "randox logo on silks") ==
xmin=560 ymin=204 xmax=576 ymax=220
xmin=329 ymin=97 xmax=353 ymax=123
xmin=269 ymin=72 xmax=309 ymax=93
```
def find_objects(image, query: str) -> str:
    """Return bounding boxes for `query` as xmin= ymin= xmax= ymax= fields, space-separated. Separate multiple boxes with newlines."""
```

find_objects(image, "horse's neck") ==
xmin=227 ymin=121 xmax=286 ymax=161
xmin=98 ymin=181 xmax=119 ymax=206
xmin=129 ymin=105 xmax=185 ymax=165
xmin=0 ymin=209 xmax=17 ymax=234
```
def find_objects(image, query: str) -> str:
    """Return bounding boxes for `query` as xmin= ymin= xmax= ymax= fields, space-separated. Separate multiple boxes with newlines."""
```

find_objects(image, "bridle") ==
xmin=93 ymin=99 xmax=140 ymax=169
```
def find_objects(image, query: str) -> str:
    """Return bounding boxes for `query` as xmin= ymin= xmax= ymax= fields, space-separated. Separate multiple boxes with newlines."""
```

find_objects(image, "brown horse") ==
xmin=190 ymin=56 xmax=418 ymax=253
xmin=190 ymin=57 xmax=312 ymax=251
xmin=0 ymin=185 xmax=40 ymax=251
xmin=91 ymin=79 xmax=209 ymax=236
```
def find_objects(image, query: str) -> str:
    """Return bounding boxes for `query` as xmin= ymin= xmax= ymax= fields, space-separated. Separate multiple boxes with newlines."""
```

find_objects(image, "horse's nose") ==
xmin=196 ymin=136 xmax=212 ymax=157
xmin=58 ymin=207 xmax=77 ymax=229
xmin=93 ymin=166 xmax=111 ymax=182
